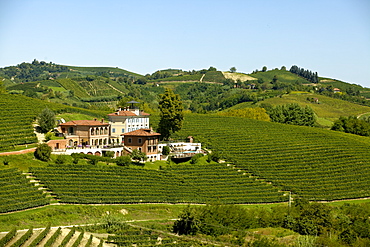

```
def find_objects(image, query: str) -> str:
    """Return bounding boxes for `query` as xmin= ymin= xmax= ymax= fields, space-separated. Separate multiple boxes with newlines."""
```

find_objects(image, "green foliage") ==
xmin=44 ymin=132 xmax=54 ymax=141
xmin=44 ymin=227 xmax=61 ymax=247
xmin=229 ymin=67 xmax=237 ymax=73
xmin=190 ymin=153 xmax=203 ymax=164
xmin=170 ymin=113 xmax=370 ymax=201
xmin=29 ymin=223 xmax=51 ymax=247
xmin=34 ymin=143 xmax=52 ymax=161
xmin=0 ymin=168 xmax=49 ymax=213
xmin=157 ymin=88 xmax=184 ymax=140
xmin=218 ymin=107 xmax=270 ymax=121
xmin=59 ymin=226 xmax=76 ymax=247
xmin=265 ymin=103 xmax=316 ymax=126
xmin=55 ymin=155 xmax=68 ymax=164
xmin=115 ymin=155 xmax=132 ymax=166
xmin=30 ymin=162 xmax=285 ymax=204
xmin=331 ymin=116 xmax=370 ymax=136
xmin=37 ymin=107 xmax=56 ymax=133
xmin=103 ymin=151 xmax=115 ymax=158
xmin=206 ymin=151 xmax=220 ymax=163
xmin=130 ymin=149 xmax=147 ymax=162
xmin=0 ymin=227 xmax=16 ymax=246
xmin=162 ymin=145 xmax=170 ymax=155
xmin=10 ymin=227 xmax=33 ymax=247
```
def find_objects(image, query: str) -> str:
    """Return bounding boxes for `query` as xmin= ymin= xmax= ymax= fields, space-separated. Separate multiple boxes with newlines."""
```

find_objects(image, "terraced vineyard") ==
xmin=0 ymin=168 xmax=49 ymax=213
xmin=30 ymin=163 xmax=285 ymax=204
xmin=0 ymin=93 xmax=106 ymax=151
xmin=172 ymin=114 xmax=370 ymax=201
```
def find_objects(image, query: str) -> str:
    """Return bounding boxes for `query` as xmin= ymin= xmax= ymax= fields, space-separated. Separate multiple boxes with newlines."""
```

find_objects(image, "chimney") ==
xmin=118 ymin=107 xmax=122 ymax=111
xmin=94 ymin=118 xmax=97 ymax=121
xmin=101 ymin=118 xmax=104 ymax=123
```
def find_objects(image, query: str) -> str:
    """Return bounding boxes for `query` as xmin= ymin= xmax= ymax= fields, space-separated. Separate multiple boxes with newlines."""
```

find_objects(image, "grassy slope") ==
xmin=248 ymin=70 xmax=311 ymax=84
xmin=66 ymin=65 xmax=143 ymax=78
xmin=255 ymin=92 xmax=370 ymax=126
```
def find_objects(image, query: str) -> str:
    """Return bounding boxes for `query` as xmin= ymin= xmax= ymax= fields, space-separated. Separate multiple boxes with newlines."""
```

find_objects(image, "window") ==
xmin=122 ymin=128 xmax=125 ymax=133
xmin=138 ymin=138 xmax=142 ymax=144
xmin=112 ymin=128 xmax=116 ymax=133
xmin=128 ymin=138 xmax=132 ymax=143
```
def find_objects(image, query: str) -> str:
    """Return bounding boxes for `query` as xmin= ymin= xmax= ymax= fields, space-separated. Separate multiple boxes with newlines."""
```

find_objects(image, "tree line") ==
xmin=173 ymin=201 xmax=370 ymax=246
xmin=290 ymin=65 xmax=319 ymax=83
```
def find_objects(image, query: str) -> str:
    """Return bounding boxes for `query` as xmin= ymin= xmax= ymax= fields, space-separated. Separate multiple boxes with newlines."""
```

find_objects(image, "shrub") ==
xmin=115 ymin=156 xmax=132 ymax=166
xmin=190 ymin=153 xmax=203 ymax=164
xmin=34 ymin=143 xmax=52 ymax=161
xmin=55 ymin=155 xmax=68 ymax=164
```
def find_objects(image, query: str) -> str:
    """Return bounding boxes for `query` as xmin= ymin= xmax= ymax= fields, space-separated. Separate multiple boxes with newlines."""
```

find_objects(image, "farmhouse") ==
xmin=59 ymin=119 xmax=110 ymax=147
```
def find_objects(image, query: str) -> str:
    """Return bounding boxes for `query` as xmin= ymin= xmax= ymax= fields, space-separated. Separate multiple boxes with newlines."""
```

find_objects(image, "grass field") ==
xmin=248 ymin=70 xmax=311 ymax=84
xmin=254 ymin=92 xmax=370 ymax=127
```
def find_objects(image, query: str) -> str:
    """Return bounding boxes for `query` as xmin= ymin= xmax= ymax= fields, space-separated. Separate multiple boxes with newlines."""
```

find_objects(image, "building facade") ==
xmin=108 ymin=107 xmax=150 ymax=144
xmin=59 ymin=119 xmax=110 ymax=147
xmin=122 ymin=128 xmax=161 ymax=161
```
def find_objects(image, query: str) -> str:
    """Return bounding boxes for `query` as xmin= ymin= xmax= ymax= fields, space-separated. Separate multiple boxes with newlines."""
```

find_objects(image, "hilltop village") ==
xmin=48 ymin=101 xmax=201 ymax=161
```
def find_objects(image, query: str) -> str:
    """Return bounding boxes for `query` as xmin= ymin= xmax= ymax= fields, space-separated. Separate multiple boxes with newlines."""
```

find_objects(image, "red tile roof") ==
xmin=59 ymin=120 xmax=109 ymax=127
xmin=122 ymin=128 xmax=161 ymax=137
xmin=107 ymin=110 xmax=150 ymax=116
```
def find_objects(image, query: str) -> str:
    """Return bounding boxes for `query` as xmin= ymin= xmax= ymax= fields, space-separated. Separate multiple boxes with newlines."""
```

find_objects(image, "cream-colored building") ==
xmin=59 ymin=119 xmax=110 ymax=147
xmin=108 ymin=107 xmax=150 ymax=144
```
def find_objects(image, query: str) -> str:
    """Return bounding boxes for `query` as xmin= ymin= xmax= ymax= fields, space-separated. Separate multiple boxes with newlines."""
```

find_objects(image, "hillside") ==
xmin=169 ymin=113 xmax=370 ymax=201
xmin=254 ymin=92 xmax=370 ymax=127
xmin=0 ymin=93 xmax=107 ymax=151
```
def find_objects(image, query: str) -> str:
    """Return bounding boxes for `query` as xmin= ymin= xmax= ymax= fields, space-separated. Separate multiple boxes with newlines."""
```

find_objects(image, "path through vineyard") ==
xmin=0 ymin=226 xmax=115 ymax=247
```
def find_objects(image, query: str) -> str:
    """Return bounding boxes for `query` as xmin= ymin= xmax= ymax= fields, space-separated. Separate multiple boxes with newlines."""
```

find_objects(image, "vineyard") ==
xmin=0 ymin=93 xmax=107 ymax=151
xmin=0 ymin=168 xmax=49 ymax=213
xmin=171 ymin=114 xmax=370 ymax=201
xmin=29 ymin=163 xmax=286 ymax=204
xmin=0 ymin=224 xmax=104 ymax=247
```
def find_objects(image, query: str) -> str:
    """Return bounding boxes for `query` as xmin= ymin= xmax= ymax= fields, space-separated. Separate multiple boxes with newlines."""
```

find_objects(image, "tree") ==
xmin=38 ymin=107 xmax=56 ymax=133
xmin=162 ymin=146 xmax=170 ymax=155
xmin=130 ymin=149 xmax=147 ymax=162
xmin=115 ymin=155 xmax=132 ymax=166
xmin=262 ymin=66 xmax=267 ymax=72
xmin=157 ymin=88 xmax=184 ymax=140
xmin=34 ymin=143 xmax=52 ymax=161
xmin=229 ymin=67 xmax=237 ymax=73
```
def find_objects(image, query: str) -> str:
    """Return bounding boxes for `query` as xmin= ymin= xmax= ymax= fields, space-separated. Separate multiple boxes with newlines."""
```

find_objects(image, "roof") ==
xmin=122 ymin=128 xmax=161 ymax=137
xmin=59 ymin=120 xmax=109 ymax=127
xmin=107 ymin=110 xmax=150 ymax=117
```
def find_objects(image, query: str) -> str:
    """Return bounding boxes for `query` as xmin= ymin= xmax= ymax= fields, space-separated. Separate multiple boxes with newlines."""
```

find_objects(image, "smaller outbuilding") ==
xmin=122 ymin=128 xmax=161 ymax=161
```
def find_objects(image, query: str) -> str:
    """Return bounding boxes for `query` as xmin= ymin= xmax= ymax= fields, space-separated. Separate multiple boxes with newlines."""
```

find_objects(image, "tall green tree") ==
xmin=38 ymin=107 xmax=56 ymax=133
xmin=157 ymin=88 xmax=184 ymax=140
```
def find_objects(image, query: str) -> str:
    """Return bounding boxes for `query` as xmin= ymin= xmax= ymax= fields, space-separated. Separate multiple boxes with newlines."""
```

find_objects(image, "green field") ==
xmin=248 ymin=69 xmax=311 ymax=84
xmin=255 ymin=92 xmax=370 ymax=126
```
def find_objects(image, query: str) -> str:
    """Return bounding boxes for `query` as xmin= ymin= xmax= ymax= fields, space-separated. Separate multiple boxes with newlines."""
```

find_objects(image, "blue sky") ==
xmin=1 ymin=0 xmax=369 ymax=87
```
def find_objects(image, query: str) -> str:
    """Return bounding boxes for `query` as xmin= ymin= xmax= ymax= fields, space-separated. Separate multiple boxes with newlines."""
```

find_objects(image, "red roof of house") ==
xmin=122 ymin=128 xmax=161 ymax=137
xmin=107 ymin=110 xmax=150 ymax=117
xmin=59 ymin=120 xmax=109 ymax=127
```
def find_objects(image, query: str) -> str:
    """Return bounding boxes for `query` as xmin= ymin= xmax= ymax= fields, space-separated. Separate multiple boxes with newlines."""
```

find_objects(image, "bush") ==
xmin=115 ymin=156 xmax=132 ymax=166
xmin=34 ymin=143 xmax=52 ymax=161
xmin=190 ymin=153 xmax=203 ymax=164
xmin=55 ymin=155 xmax=68 ymax=164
